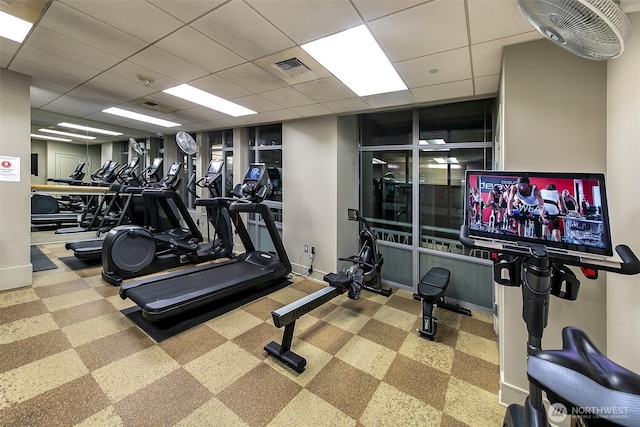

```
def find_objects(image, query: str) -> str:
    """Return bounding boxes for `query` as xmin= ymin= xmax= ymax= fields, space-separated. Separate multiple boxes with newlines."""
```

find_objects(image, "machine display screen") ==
xmin=206 ymin=160 xmax=223 ymax=176
xmin=464 ymin=170 xmax=613 ymax=257
xmin=246 ymin=163 xmax=266 ymax=182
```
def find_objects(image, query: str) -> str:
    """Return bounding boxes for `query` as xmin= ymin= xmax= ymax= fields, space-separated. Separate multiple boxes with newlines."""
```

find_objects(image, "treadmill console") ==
xmin=244 ymin=163 xmax=266 ymax=192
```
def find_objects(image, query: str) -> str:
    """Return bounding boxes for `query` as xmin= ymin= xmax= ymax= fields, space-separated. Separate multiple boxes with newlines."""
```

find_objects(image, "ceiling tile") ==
xmin=471 ymin=31 xmax=542 ymax=77
xmin=395 ymin=47 xmax=472 ymax=88
xmin=16 ymin=45 xmax=101 ymax=82
xmin=38 ymin=2 xmax=146 ymax=58
xmin=322 ymin=97 xmax=371 ymax=113
xmin=245 ymin=0 xmax=362 ymax=44
xmin=26 ymin=27 xmax=122 ymax=70
xmin=293 ymin=77 xmax=355 ymax=103
xmin=474 ymin=75 xmax=500 ymax=96
xmin=0 ymin=38 xmax=20 ymax=64
xmin=191 ymin=1 xmax=294 ymax=61
xmin=290 ymin=103 xmax=334 ymax=117
xmin=369 ymin=0 xmax=468 ymax=62
xmin=173 ymin=106 xmax=228 ymax=122
xmin=127 ymin=46 xmax=209 ymax=82
xmin=10 ymin=58 xmax=87 ymax=92
xmin=30 ymin=84 xmax=65 ymax=109
xmin=262 ymin=109 xmax=304 ymax=122
xmin=155 ymin=27 xmax=245 ymax=73
xmin=61 ymin=0 xmax=183 ymax=43
xmin=352 ymin=0 xmax=430 ymax=21
xmin=38 ymin=95 xmax=106 ymax=117
xmin=362 ymin=90 xmax=415 ymax=109
xmin=187 ymin=74 xmax=252 ymax=99
xmin=231 ymin=94 xmax=284 ymax=113
xmin=467 ymin=0 xmax=538 ymax=44
xmin=410 ymin=80 xmax=474 ymax=104
xmin=216 ymin=63 xmax=288 ymax=94
xmin=258 ymin=87 xmax=316 ymax=108
xmin=146 ymin=0 xmax=226 ymax=23
xmin=104 ymin=60 xmax=179 ymax=92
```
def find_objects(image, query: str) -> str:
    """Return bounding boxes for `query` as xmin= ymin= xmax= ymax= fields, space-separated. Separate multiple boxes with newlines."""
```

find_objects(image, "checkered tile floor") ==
xmin=1 ymin=243 xmax=503 ymax=426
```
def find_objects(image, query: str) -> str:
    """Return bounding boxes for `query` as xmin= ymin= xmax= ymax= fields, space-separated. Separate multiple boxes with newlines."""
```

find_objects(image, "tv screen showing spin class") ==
xmin=464 ymin=170 xmax=613 ymax=257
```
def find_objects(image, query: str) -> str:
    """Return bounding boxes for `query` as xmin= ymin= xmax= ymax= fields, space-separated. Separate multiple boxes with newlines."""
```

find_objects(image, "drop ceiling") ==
xmin=1 ymin=0 xmax=546 ymax=144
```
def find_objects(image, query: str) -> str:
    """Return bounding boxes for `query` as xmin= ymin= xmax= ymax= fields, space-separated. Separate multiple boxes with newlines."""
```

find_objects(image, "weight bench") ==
xmin=413 ymin=267 xmax=472 ymax=341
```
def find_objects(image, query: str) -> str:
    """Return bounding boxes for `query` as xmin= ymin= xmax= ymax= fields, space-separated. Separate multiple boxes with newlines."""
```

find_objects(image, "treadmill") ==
xmin=119 ymin=163 xmax=292 ymax=322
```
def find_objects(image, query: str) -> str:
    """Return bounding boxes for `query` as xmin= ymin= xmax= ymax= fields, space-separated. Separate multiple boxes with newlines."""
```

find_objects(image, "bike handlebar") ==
xmin=459 ymin=225 xmax=640 ymax=276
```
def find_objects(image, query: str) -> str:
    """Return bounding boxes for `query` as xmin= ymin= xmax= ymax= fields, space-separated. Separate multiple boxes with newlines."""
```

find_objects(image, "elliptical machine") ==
xmin=101 ymin=161 xmax=234 ymax=285
xmin=332 ymin=209 xmax=391 ymax=299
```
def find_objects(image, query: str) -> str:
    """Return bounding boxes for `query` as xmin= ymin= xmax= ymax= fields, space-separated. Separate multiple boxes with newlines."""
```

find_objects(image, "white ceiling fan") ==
xmin=176 ymin=131 xmax=197 ymax=156
xmin=517 ymin=0 xmax=632 ymax=60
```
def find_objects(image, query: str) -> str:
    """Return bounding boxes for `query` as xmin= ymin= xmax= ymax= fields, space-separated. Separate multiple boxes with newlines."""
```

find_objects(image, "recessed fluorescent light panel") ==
xmin=163 ymin=84 xmax=256 ymax=117
xmin=419 ymin=139 xmax=446 ymax=145
xmin=31 ymin=134 xmax=72 ymax=142
xmin=433 ymin=157 xmax=459 ymax=164
xmin=38 ymin=129 xmax=96 ymax=140
xmin=102 ymin=107 xmax=181 ymax=128
xmin=301 ymin=25 xmax=407 ymax=97
xmin=0 ymin=11 xmax=32 ymax=43
xmin=428 ymin=164 xmax=461 ymax=169
xmin=58 ymin=122 xmax=123 ymax=136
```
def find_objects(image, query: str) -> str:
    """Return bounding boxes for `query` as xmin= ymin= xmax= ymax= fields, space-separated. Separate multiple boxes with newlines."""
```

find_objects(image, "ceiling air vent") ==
xmin=130 ymin=98 xmax=179 ymax=114
xmin=273 ymin=57 xmax=311 ymax=76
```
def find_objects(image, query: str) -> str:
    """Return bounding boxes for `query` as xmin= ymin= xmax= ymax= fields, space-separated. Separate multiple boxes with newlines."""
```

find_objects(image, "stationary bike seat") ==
xmin=528 ymin=326 xmax=640 ymax=424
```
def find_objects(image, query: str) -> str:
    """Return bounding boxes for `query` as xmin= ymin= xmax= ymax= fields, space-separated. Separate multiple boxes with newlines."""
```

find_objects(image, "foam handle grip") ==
xmin=614 ymin=245 xmax=640 ymax=275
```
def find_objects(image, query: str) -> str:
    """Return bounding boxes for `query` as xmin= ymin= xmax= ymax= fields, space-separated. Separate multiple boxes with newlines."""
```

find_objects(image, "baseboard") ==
xmin=0 ymin=263 xmax=32 ymax=290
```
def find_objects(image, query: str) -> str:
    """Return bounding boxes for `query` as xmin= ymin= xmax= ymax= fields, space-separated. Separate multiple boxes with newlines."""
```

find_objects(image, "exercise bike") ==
xmin=460 ymin=226 xmax=640 ymax=427
xmin=333 ymin=208 xmax=391 ymax=298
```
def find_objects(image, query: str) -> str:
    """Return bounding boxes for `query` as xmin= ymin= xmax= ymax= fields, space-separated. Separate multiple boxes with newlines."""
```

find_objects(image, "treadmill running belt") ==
xmin=122 ymin=260 xmax=283 ymax=321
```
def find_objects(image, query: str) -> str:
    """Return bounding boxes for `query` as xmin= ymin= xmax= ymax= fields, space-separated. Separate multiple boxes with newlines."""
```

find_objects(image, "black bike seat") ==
xmin=528 ymin=326 xmax=640 ymax=424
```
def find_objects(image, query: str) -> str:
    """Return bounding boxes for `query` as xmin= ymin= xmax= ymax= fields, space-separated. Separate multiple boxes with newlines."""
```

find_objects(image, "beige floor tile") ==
xmin=335 ymin=335 xmax=397 ymax=380
xmin=267 ymin=286 xmax=311 ymax=306
xmin=264 ymin=339 xmax=333 ymax=387
xmin=75 ymin=406 xmax=124 ymax=427
xmin=205 ymin=308 xmax=264 ymax=340
xmin=398 ymin=332 xmax=456 ymax=374
xmin=322 ymin=305 xmax=371 ymax=334
xmin=42 ymin=288 xmax=103 ymax=312
xmin=62 ymin=312 xmax=134 ymax=347
xmin=372 ymin=304 xmax=419 ymax=331
xmin=184 ymin=341 xmax=261 ymax=394
xmin=0 ymin=313 xmax=59 ymax=345
xmin=0 ymin=287 xmax=39 ymax=308
xmin=443 ymin=377 xmax=505 ymax=427
xmin=359 ymin=382 xmax=442 ymax=427
xmin=31 ymin=271 xmax=81 ymax=287
xmin=0 ymin=349 xmax=88 ymax=410
xmin=175 ymin=397 xmax=248 ymax=427
xmin=91 ymin=346 xmax=180 ymax=402
xmin=455 ymin=330 xmax=499 ymax=365
xmin=269 ymin=388 xmax=354 ymax=426
xmin=216 ymin=363 xmax=302 ymax=426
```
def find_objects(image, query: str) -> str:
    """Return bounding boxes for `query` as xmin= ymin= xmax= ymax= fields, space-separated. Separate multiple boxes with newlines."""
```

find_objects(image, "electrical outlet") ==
xmin=311 ymin=246 xmax=315 ymax=254
xmin=304 ymin=245 xmax=308 ymax=252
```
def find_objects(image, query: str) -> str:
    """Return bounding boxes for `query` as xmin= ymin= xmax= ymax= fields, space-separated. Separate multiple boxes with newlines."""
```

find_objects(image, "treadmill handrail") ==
xmin=229 ymin=201 xmax=292 ymax=274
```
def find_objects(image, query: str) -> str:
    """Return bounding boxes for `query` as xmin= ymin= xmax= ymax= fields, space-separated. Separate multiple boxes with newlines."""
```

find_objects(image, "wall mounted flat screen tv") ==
xmin=464 ymin=170 xmax=613 ymax=257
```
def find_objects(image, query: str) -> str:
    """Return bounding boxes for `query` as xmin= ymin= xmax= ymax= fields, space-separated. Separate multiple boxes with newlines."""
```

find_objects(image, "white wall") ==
xmin=282 ymin=115 xmax=358 ymax=280
xmin=606 ymin=11 xmax=640 ymax=372
xmin=0 ymin=69 xmax=32 ymax=290
xmin=499 ymin=39 xmax=608 ymax=404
